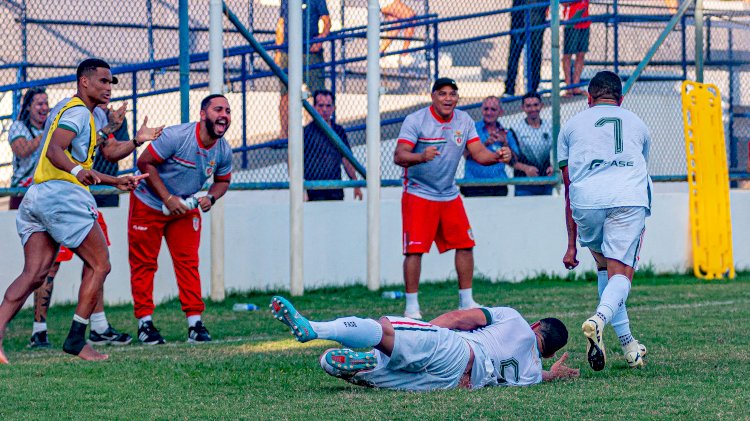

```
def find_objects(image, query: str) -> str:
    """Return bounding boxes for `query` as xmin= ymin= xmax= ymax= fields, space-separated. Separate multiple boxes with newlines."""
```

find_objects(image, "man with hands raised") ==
xmin=393 ymin=78 xmax=512 ymax=320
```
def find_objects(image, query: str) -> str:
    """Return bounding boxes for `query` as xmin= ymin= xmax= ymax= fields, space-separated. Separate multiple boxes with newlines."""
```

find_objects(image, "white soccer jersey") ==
xmin=557 ymin=104 xmax=652 ymax=212
xmin=457 ymin=307 xmax=543 ymax=387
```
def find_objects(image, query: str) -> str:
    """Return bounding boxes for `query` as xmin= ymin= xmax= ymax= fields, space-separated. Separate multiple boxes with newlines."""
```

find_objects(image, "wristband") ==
xmin=97 ymin=129 xmax=107 ymax=139
xmin=132 ymin=138 xmax=143 ymax=147
xmin=70 ymin=165 xmax=83 ymax=177
xmin=207 ymin=194 xmax=216 ymax=205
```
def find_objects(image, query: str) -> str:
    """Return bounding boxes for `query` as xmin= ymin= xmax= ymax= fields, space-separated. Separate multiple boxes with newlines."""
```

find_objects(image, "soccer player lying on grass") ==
xmin=270 ymin=296 xmax=579 ymax=391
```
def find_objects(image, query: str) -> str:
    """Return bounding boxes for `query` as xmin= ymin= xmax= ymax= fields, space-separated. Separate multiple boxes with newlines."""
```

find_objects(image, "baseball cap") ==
xmin=431 ymin=77 xmax=458 ymax=92
xmin=76 ymin=58 xmax=118 ymax=84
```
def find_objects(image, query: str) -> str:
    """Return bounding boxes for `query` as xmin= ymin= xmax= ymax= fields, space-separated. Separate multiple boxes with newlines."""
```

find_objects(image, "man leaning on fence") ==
xmin=275 ymin=0 xmax=331 ymax=138
xmin=461 ymin=96 xmax=519 ymax=198
xmin=303 ymin=89 xmax=362 ymax=201
xmin=511 ymin=92 xmax=554 ymax=196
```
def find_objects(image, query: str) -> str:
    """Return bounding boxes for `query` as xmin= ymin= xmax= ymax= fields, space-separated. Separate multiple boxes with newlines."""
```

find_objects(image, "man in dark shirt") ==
xmin=504 ymin=0 xmax=548 ymax=96
xmin=303 ymin=90 xmax=362 ymax=201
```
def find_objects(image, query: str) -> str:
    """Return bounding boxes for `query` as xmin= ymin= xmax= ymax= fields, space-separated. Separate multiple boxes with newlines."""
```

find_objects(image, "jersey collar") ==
xmin=429 ymin=105 xmax=454 ymax=124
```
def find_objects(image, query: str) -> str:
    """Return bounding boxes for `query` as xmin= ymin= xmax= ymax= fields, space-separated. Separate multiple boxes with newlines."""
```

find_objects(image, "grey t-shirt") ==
xmin=8 ymin=121 xmax=44 ymax=187
xmin=396 ymin=106 xmax=480 ymax=201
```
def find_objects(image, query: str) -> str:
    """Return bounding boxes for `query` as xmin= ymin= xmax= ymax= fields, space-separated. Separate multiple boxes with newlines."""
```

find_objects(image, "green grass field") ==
xmin=1 ymin=274 xmax=748 ymax=420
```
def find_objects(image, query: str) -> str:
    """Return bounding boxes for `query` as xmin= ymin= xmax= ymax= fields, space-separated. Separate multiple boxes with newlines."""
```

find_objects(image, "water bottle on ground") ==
xmin=162 ymin=196 xmax=199 ymax=215
xmin=233 ymin=303 xmax=259 ymax=311
xmin=381 ymin=291 xmax=405 ymax=299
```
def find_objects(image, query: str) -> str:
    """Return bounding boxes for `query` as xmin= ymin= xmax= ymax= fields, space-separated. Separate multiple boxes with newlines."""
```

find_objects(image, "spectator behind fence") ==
xmin=379 ymin=0 xmax=417 ymax=66
xmin=275 ymin=0 xmax=331 ymax=138
xmin=461 ymin=96 xmax=520 ymax=197
xmin=511 ymin=92 xmax=554 ymax=196
xmin=303 ymin=89 xmax=362 ymax=201
xmin=28 ymin=98 xmax=142 ymax=350
xmin=504 ymin=0 xmax=548 ymax=96
xmin=393 ymin=78 xmax=512 ymax=320
xmin=7 ymin=87 xmax=49 ymax=209
xmin=129 ymin=94 xmax=232 ymax=346
xmin=562 ymin=0 xmax=590 ymax=96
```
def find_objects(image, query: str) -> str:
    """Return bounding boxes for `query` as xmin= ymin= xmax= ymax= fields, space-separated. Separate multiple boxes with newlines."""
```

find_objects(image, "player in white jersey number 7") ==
xmin=558 ymin=71 xmax=652 ymax=371
xmin=270 ymin=296 xmax=579 ymax=391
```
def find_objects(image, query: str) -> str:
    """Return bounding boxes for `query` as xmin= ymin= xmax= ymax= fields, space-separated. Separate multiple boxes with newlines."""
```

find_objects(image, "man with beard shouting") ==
xmin=128 ymin=94 xmax=233 ymax=345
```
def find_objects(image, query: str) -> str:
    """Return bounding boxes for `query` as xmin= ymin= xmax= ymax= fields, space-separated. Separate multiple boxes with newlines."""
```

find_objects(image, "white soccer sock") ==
xmin=595 ymin=274 xmax=631 ymax=325
xmin=309 ymin=317 xmax=383 ymax=348
xmin=458 ymin=288 xmax=478 ymax=309
xmin=73 ymin=314 xmax=89 ymax=325
xmin=405 ymin=292 xmax=420 ymax=314
xmin=597 ymin=270 xmax=608 ymax=297
xmin=611 ymin=305 xmax=634 ymax=347
xmin=138 ymin=315 xmax=153 ymax=328
xmin=32 ymin=322 xmax=48 ymax=334
xmin=187 ymin=315 xmax=201 ymax=328
xmin=90 ymin=312 xmax=109 ymax=334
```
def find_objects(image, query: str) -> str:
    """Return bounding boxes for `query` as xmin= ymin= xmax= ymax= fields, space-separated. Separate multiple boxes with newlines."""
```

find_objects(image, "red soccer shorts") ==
xmin=55 ymin=211 xmax=110 ymax=263
xmin=401 ymin=192 xmax=475 ymax=254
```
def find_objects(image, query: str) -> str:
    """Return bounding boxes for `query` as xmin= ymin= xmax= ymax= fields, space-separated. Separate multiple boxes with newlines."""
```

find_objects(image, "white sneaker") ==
xmin=582 ymin=315 xmax=606 ymax=371
xmin=622 ymin=340 xmax=646 ymax=368
xmin=459 ymin=301 xmax=482 ymax=310
xmin=404 ymin=310 xmax=423 ymax=320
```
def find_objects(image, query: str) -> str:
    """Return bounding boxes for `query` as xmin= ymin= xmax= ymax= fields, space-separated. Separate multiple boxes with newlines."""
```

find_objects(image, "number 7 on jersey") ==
xmin=596 ymin=117 xmax=623 ymax=154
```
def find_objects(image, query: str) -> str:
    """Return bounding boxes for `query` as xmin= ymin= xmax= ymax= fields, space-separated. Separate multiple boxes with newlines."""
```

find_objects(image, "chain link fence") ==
xmin=1 ymin=0 xmax=750 ymax=198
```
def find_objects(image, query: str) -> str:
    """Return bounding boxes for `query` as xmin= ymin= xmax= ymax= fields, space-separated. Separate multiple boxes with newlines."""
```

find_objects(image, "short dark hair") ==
xmin=521 ymin=91 xmax=542 ymax=104
xmin=200 ymin=94 xmax=227 ymax=111
xmin=537 ymin=318 xmax=569 ymax=358
xmin=312 ymin=89 xmax=335 ymax=106
xmin=588 ymin=71 xmax=623 ymax=102
xmin=76 ymin=58 xmax=115 ymax=83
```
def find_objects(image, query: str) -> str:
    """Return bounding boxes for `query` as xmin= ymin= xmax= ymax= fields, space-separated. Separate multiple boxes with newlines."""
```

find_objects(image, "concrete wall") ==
xmin=0 ymin=188 xmax=748 ymax=307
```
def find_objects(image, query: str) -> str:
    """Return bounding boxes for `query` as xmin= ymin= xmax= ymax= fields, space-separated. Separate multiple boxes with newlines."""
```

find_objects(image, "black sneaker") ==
xmin=29 ymin=330 xmax=52 ymax=349
xmin=187 ymin=321 xmax=211 ymax=343
xmin=137 ymin=321 xmax=166 ymax=345
xmin=88 ymin=324 xmax=133 ymax=346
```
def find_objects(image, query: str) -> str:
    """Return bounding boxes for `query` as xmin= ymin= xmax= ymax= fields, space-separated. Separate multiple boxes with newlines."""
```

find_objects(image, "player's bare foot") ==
xmin=76 ymin=344 xmax=109 ymax=361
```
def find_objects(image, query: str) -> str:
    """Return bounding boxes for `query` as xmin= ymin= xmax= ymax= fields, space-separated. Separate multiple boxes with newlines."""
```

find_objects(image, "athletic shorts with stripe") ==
xmin=56 ymin=211 xmax=111 ymax=263
xmin=351 ymin=317 xmax=471 ymax=391
xmin=16 ymin=181 xmax=99 ymax=250
xmin=402 ymin=192 xmax=475 ymax=254
xmin=573 ymin=206 xmax=646 ymax=269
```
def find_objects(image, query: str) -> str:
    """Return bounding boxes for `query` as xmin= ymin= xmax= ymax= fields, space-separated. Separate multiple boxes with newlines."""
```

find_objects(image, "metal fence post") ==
xmin=241 ymin=54 xmax=248 ymax=170
xmin=179 ymin=0 xmax=190 ymax=124
xmin=366 ymin=0 xmax=381 ymax=292
xmin=614 ymin=0 xmax=619 ymax=74
xmin=695 ymin=0 xmax=704 ymax=83
xmin=209 ymin=0 xmax=226 ymax=302
xmin=289 ymin=0 xmax=305 ymax=297
xmin=551 ymin=0 xmax=560 ymax=181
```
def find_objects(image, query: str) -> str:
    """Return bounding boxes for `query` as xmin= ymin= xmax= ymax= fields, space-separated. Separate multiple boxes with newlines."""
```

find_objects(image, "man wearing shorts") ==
xmin=270 ymin=295 xmax=579 ymax=390
xmin=275 ymin=0 xmax=331 ymax=137
xmin=563 ymin=0 xmax=590 ymax=96
xmin=0 ymin=58 xmax=157 ymax=364
xmin=129 ymin=94 xmax=232 ymax=345
xmin=29 ymin=100 xmax=141 ymax=349
xmin=559 ymin=71 xmax=652 ymax=371
xmin=393 ymin=78 xmax=512 ymax=319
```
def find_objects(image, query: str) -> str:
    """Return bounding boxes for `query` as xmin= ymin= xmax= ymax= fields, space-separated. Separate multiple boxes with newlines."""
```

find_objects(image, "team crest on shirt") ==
xmin=193 ymin=216 xmax=200 ymax=231
xmin=205 ymin=160 xmax=216 ymax=177
xmin=454 ymin=130 xmax=463 ymax=145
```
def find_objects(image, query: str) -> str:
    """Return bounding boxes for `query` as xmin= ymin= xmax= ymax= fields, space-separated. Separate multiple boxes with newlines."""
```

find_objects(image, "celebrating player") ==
xmin=270 ymin=296 xmax=579 ymax=390
xmin=0 ymin=58 xmax=159 ymax=364
xmin=393 ymin=78 xmax=512 ymax=319
xmin=558 ymin=71 xmax=651 ymax=371
xmin=128 ymin=94 xmax=232 ymax=345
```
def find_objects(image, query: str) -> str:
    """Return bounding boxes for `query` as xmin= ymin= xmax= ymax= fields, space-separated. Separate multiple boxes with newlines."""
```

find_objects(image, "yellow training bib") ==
xmin=33 ymin=97 xmax=96 ymax=189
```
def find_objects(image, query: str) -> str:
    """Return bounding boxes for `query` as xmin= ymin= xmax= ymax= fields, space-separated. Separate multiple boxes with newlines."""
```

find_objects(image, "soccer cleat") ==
xmin=582 ymin=316 xmax=606 ymax=371
xmin=404 ymin=310 xmax=423 ymax=320
xmin=622 ymin=340 xmax=647 ymax=368
xmin=187 ymin=321 xmax=212 ymax=343
xmin=137 ymin=321 xmax=166 ymax=345
xmin=88 ymin=324 xmax=133 ymax=346
xmin=320 ymin=348 xmax=377 ymax=379
xmin=269 ymin=296 xmax=318 ymax=342
xmin=29 ymin=330 xmax=52 ymax=349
